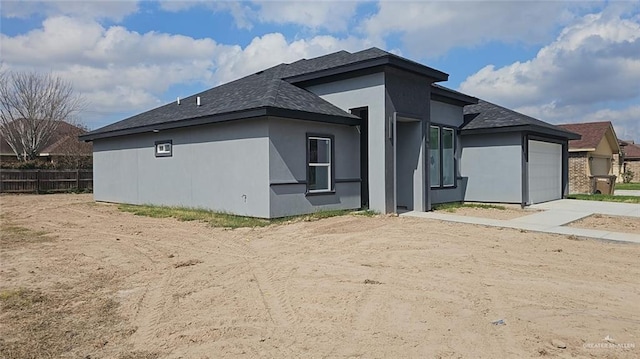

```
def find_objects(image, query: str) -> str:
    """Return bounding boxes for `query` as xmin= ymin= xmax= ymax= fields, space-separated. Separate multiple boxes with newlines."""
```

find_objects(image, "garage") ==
xmin=528 ymin=140 xmax=562 ymax=204
xmin=461 ymin=99 xmax=580 ymax=206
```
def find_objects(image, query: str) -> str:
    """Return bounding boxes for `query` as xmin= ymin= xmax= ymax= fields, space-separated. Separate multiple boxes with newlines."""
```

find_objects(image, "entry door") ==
xmin=528 ymin=140 xmax=562 ymax=204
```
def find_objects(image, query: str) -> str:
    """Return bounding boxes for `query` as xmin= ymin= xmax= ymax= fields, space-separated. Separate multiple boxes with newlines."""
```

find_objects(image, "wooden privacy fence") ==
xmin=0 ymin=169 xmax=93 ymax=193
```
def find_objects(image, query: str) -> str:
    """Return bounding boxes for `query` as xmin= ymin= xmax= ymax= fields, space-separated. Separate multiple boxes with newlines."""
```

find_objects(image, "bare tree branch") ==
xmin=0 ymin=70 xmax=84 ymax=161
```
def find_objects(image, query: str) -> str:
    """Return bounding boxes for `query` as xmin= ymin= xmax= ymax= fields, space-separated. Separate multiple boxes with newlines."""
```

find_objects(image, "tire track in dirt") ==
xmin=222 ymin=236 xmax=297 ymax=329
xmin=132 ymin=265 xmax=175 ymax=351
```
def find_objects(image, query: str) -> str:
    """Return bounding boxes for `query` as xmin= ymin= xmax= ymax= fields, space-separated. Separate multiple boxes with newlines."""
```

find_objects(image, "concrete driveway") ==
xmin=615 ymin=189 xmax=640 ymax=196
xmin=402 ymin=199 xmax=640 ymax=244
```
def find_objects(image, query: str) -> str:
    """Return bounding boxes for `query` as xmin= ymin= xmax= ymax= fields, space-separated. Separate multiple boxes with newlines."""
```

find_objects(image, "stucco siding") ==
xmin=461 ymin=133 xmax=523 ymax=203
xmin=385 ymin=69 xmax=432 ymax=211
xmin=268 ymin=117 xmax=360 ymax=218
xmin=305 ymin=73 xmax=387 ymax=213
xmin=431 ymin=101 xmax=464 ymax=128
xmin=93 ymin=119 xmax=270 ymax=217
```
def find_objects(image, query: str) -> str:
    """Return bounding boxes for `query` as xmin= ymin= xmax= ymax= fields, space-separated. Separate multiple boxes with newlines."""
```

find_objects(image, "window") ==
xmin=430 ymin=125 xmax=456 ymax=188
xmin=307 ymin=135 xmax=333 ymax=193
xmin=155 ymin=140 xmax=172 ymax=157
xmin=429 ymin=126 xmax=440 ymax=187
xmin=442 ymin=128 xmax=455 ymax=187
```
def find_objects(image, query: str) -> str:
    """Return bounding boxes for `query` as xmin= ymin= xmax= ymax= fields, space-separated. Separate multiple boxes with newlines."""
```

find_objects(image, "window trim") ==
xmin=306 ymin=133 xmax=335 ymax=195
xmin=429 ymin=124 xmax=457 ymax=189
xmin=155 ymin=140 xmax=173 ymax=157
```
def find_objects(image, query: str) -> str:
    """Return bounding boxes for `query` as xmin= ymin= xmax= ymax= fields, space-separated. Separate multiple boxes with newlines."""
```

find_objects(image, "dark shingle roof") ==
xmin=81 ymin=47 xmax=449 ymax=141
xmin=462 ymin=100 xmax=580 ymax=140
xmin=556 ymin=122 xmax=619 ymax=151
xmin=87 ymin=65 xmax=357 ymax=137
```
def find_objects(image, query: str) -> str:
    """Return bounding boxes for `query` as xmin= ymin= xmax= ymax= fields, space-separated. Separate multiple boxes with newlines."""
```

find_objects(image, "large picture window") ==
xmin=430 ymin=125 xmax=456 ymax=188
xmin=307 ymin=135 xmax=333 ymax=193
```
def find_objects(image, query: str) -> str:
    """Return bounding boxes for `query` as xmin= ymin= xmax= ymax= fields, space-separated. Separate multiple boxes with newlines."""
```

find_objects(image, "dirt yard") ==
xmin=438 ymin=205 xmax=535 ymax=220
xmin=566 ymin=214 xmax=640 ymax=235
xmin=1 ymin=194 xmax=638 ymax=358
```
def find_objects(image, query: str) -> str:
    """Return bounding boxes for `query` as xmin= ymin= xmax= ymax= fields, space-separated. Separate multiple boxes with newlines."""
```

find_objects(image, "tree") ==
xmin=0 ymin=70 xmax=83 ymax=161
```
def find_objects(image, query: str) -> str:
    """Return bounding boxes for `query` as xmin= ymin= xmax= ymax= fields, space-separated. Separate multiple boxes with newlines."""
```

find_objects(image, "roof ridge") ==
xmin=264 ymin=65 xmax=285 ymax=106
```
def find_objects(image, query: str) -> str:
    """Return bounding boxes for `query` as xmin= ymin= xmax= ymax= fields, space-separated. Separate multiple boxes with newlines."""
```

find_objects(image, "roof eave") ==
xmin=431 ymin=86 xmax=478 ymax=107
xmin=461 ymin=124 xmax=581 ymax=140
xmin=79 ymin=107 xmax=359 ymax=141
xmin=284 ymin=56 xmax=448 ymax=85
xmin=605 ymin=125 xmax=622 ymax=153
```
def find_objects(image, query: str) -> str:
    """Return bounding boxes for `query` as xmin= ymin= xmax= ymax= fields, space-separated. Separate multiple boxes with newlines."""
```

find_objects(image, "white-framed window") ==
xmin=430 ymin=125 xmax=456 ymax=188
xmin=155 ymin=140 xmax=172 ymax=157
xmin=307 ymin=135 xmax=333 ymax=193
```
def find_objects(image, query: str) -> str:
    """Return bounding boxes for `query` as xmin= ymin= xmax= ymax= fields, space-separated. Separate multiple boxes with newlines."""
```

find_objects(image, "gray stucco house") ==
xmin=81 ymin=48 xmax=578 ymax=218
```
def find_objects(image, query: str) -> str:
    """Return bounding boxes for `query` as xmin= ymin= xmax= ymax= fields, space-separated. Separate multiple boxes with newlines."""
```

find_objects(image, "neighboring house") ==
xmin=620 ymin=141 xmax=640 ymax=180
xmin=1 ymin=120 xmax=92 ymax=165
xmin=81 ymin=48 xmax=577 ymax=218
xmin=557 ymin=121 xmax=620 ymax=193
xmin=460 ymin=100 xmax=580 ymax=205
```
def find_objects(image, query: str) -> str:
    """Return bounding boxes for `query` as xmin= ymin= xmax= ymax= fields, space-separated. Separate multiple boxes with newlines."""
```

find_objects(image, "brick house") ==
xmin=558 ymin=121 xmax=620 ymax=194
xmin=0 ymin=121 xmax=92 ymax=166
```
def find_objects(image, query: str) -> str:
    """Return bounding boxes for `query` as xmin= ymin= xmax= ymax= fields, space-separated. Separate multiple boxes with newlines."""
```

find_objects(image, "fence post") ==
xmin=76 ymin=169 xmax=80 ymax=190
xmin=36 ymin=170 xmax=40 ymax=194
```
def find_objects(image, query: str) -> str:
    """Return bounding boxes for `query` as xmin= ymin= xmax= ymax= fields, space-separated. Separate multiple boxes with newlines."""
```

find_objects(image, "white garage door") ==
xmin=528 ymin=140 xmax=562 ymax=204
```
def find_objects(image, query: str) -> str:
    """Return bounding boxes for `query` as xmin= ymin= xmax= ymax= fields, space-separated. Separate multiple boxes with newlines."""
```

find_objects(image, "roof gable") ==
xmin=557 ymin=121 xmax=620 ymax=153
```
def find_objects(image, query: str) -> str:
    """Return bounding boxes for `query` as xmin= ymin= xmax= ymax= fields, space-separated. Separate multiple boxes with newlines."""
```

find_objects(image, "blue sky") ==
xmin=1 ymin=0 xmax=639 ymax=142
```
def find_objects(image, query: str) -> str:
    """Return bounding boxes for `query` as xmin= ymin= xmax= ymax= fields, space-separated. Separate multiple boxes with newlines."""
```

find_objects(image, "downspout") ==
xmin=562 ymin=140 xmax=569 ymax=198
xmin=521 ymin=133 xmax=529 ymax=207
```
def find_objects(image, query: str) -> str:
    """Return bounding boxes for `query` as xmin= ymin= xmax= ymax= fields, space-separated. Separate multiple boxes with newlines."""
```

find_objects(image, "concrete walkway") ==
xmin=615 ymin=189 xmax=640 ymax=197
xmin=401 ymin=199 xmax=640 ymax=244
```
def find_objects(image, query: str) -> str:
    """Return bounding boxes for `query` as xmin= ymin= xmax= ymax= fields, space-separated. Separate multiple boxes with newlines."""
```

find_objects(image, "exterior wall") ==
xmin=613 ymin=153 xmax=624 ymax=182
xmin=625 ymin=160 xmax=640 ymax=181
xmin=589 ymin=137 xmax=615 ymax=176
xmin=567 ymin=152 xmax=590 ymax=194
xmin=429 ymin=100 xmax=465 ymax=205
xmin=267 ymin=118 xmax=360 ymax=218
xmin=93 ymin=119 xmax=271 ymax=218
xmin=460 ymin=132 xmax=523 ymax=203
xmin=385 ymin=68 xmax=432 ymax=212
xmin=305 ymin=73 xmax=388 ymax=213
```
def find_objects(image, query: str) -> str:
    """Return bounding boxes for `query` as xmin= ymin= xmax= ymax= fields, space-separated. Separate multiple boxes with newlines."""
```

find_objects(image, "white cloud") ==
xmin=0 ymin=0 xmax=138 ymax=22
xmin=158 ymin=0 xmax=255 ymax=29
xmin=458 ymin=8 xmax=640 ymax=141
xmin=257 ymin=1 xmax=359 ymax=32
xmin=361 ymin=1 xmax=588 ymax=58
xmin=158 ymin=0 xmax=360 ymax=32
xmin=1 ymin=16 xmax=220 ymax=116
